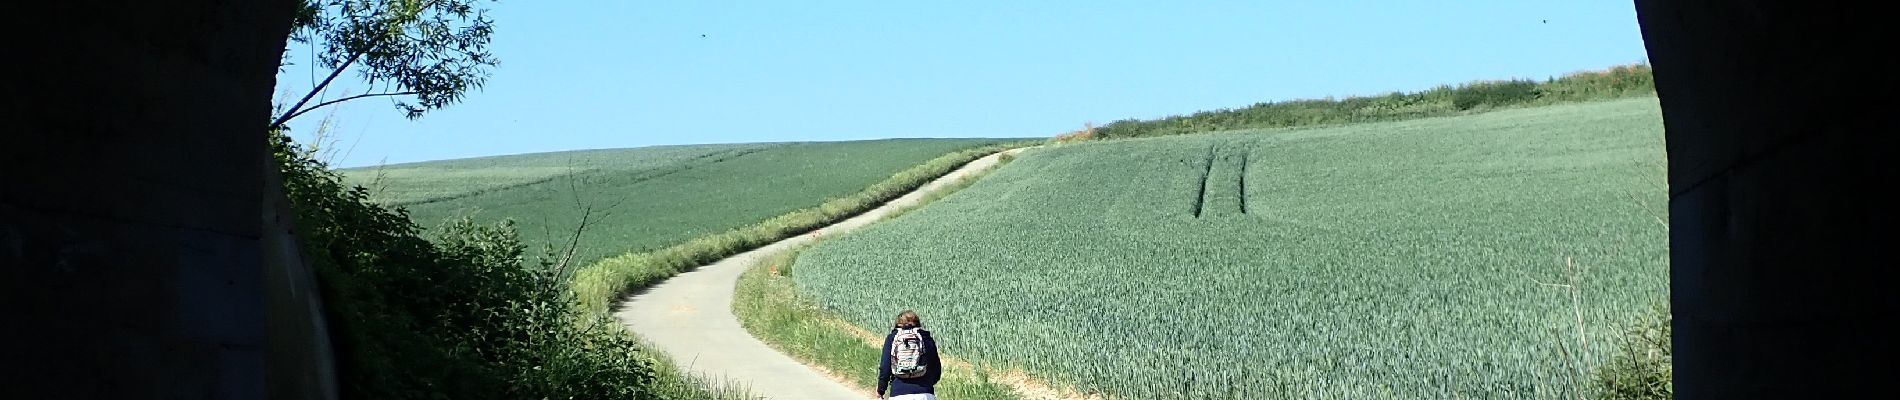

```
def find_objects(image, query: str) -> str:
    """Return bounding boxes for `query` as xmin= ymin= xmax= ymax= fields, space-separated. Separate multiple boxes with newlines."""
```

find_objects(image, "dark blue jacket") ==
xmin=877 ymin=327 xmax=941 ymax=397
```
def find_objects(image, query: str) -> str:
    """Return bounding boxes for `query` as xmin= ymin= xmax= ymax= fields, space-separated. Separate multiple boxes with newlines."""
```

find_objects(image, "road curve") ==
xmin=615 ymin=147 xmax=1028 ymax=400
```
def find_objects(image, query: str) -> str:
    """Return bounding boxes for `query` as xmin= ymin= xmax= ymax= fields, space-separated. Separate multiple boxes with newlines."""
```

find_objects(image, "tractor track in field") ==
xmin=1193 ymin=144 xmax=1216 ymax=218
xmin=614 ymin=147 xmax=1034 ymax=400
xmin=1238 ymin=151 xmax=1250 ymax=215
xmin=1193 ymin=143 xmax=1254 ymax=218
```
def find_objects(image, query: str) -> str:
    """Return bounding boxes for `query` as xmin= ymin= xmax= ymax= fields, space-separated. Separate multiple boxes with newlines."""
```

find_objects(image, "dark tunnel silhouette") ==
xmin=1636 ymin=0 xmax=1897 ymax=397
xmin=2 ymin=0 xmax=1894 ymax=398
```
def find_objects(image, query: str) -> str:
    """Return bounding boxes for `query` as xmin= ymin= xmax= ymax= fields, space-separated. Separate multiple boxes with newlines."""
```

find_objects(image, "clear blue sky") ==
xmin=276 ymin=1 xmax=1651 ymax=168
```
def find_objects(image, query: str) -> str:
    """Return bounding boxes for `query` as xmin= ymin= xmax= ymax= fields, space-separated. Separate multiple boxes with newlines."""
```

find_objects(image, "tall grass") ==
xmin=1092 ymin=64 xmax=1654 ymax=139
xmin=1593 ymin=306 xmax=1672 ymax=399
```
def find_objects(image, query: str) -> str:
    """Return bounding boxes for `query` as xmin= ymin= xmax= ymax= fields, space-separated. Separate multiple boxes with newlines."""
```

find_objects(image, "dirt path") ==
xmin=615 ymin=148 xmax=1028 ymax=400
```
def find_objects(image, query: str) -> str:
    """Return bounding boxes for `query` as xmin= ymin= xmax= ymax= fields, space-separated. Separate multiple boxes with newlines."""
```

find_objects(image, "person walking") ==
xmin=878 ymin=310 xmax=941 ymax=400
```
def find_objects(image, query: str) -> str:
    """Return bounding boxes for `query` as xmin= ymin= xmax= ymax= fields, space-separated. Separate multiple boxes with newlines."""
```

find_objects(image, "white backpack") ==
xmin=890 ymin=328 xmax=928 ymax=378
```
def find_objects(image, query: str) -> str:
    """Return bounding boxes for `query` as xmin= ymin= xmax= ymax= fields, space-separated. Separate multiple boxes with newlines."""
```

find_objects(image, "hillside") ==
xmin=1089 ymin=64 xmax=1654 ymax=139
xmin=342 ymin=143 xmax=779 ymax=206
xmin=340 ymin=138 xmax=1011 ymax=267
xmin=789 ymin=98 xmax=1669 ymax=398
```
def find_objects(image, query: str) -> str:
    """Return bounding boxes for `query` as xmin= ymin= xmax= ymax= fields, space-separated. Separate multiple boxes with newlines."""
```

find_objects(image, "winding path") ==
xmin=615 ymin=148 xmax=1027 ymax=400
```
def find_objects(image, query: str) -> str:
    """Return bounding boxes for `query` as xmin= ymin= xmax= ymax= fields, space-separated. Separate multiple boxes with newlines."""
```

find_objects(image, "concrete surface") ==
xmin=1 ymin=1 xmax=298 ymax=398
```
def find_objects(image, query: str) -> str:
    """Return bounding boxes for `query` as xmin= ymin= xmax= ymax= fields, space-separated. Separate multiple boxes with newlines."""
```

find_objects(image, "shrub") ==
xmin=1544 ymin=64 xmax=1657 ymax=102
xmin=273 ymin=132 xmax=670 ymax=399
xmin=1452 ymin=79 xmax=1542 ymax=110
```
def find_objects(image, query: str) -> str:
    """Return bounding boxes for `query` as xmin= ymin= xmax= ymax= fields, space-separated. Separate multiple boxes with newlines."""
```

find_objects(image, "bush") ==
xmin=1544 ymin=64 xmax=1656 ymax=102
xmin=1452 ymin=79 xmax=1542 ymax=110
xmin=273 ymin=132 xmax=669 ymax=399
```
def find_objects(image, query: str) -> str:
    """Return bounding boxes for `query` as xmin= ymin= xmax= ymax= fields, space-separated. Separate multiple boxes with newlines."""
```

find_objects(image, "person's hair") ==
xmin=894 ymin=310 xmax=922 ymax=328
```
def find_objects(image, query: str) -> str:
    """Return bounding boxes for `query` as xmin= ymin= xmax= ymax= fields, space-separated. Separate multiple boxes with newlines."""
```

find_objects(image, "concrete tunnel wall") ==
xmin=0 ymin=0 xmax=1894 ymax=398
xmin=1635 ymin=0 xmax=1898 ymax=398
xmin=1 ymin=0 xmax=301 ymax=398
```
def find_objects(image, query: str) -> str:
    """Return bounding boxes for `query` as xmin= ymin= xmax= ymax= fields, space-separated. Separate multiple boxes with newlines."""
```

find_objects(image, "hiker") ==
xmin=878 ymin=310 xmax=942 ymax=400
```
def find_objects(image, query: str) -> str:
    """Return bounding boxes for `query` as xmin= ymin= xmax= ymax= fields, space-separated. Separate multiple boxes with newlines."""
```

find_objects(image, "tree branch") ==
xmin=272 ymin=0 xmax=484 ymax=131
xmin=541 ymin=171 xmax=595 ymax=297
xmin=271 ymin=50 xmax=366 ymax=130
xmin=277 ymin=91 xmax=420 ymax=126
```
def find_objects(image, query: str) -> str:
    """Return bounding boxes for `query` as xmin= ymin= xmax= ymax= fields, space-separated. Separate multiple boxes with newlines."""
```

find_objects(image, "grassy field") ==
xmin=790 ymin=98 xmax=1669 ymax=399
xmin=343 ymin=143 xmax=778 ymax=206
xmin=568 ymin=141 xmax=1031 ymax=315
xmin=341 ymin=138 xmax=1009 ymax=268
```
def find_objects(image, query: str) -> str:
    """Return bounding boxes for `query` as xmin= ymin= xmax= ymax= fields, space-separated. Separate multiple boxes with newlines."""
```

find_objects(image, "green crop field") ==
xmin=340 ymin=138 xmax=1009 ymax=267
xmin=343 ymin=143 xmax=779 ymax=206
xmin=791 ymin=98 xmax=1669 ymax=398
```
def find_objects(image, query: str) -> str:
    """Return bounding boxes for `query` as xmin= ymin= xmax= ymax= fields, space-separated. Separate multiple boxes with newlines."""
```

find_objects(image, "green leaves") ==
xmin=278 ymin=0 xmax=498 ymax=127
xmin=274 ymin=131 xmax=672 ymax=399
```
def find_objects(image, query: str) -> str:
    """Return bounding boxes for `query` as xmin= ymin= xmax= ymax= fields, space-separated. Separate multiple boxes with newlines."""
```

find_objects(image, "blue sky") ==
xmin=277 ymin=1 xmax=1650 ymax=168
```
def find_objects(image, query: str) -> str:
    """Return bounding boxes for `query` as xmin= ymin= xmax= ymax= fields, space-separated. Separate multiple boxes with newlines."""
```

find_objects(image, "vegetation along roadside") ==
xmin=274 ymin=131 xmax=754 ymax=399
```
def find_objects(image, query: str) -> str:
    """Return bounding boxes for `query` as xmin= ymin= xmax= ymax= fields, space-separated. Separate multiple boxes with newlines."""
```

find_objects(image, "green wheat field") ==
xmin=792 ymin=98 xmax=1670 ymax=399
